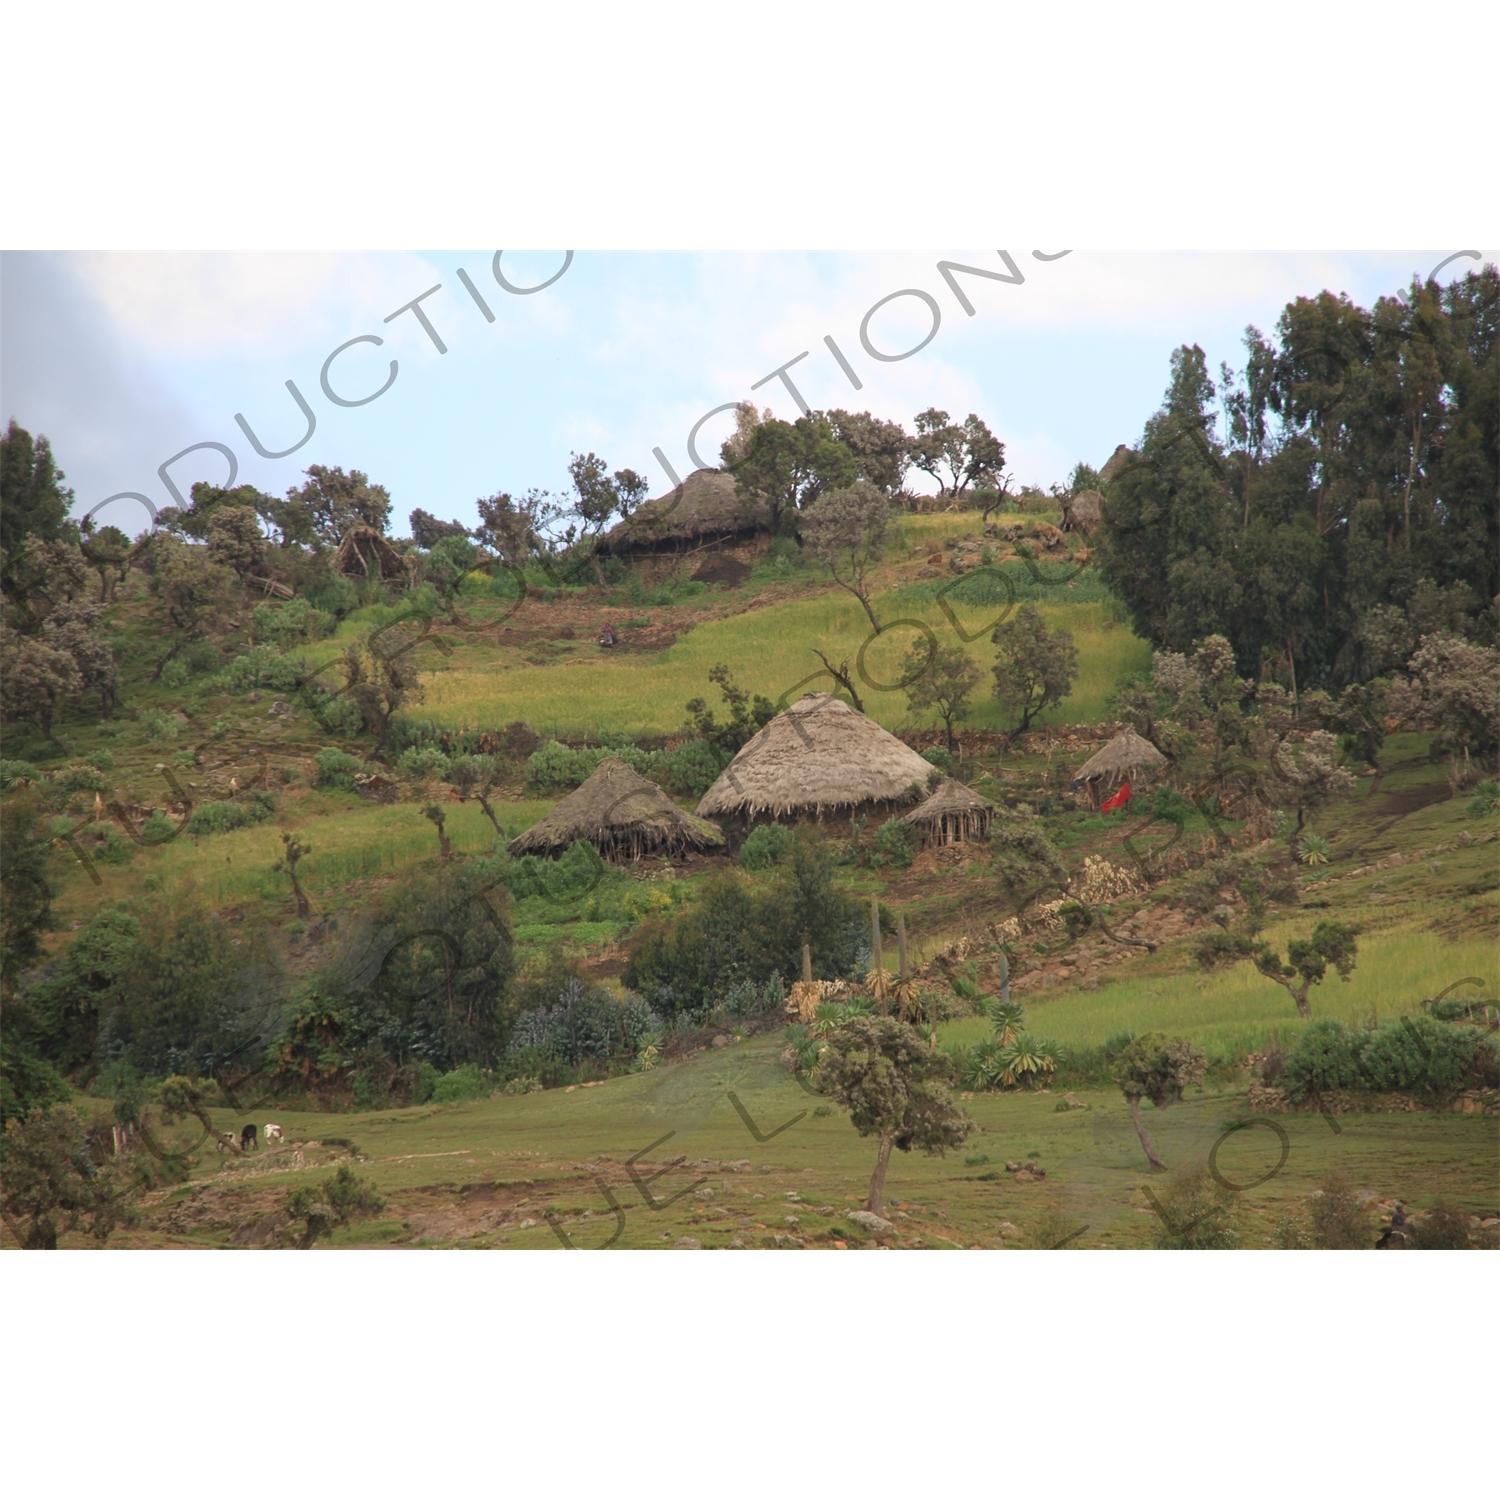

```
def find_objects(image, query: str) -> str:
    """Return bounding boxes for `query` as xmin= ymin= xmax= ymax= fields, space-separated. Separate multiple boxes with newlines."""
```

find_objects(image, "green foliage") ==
xmin=1280 ymin=1015 xmax=1495 ymax=1105
xmin=283 ymin=1164 xmax=385 ymax=1248
xmin=740 ymin=823 xmax=792 ymax=870
xmin=1112 ymin=1033 xmax=1207 ymax=1105
xmin=988 ymin=809 xmax=1068 ymax=914
xmin=0 ymin=1105 xmax=139 ymax=1247
xmin=1 ymin=420 xmax=74 ymax=562
xmin=137 ymin=709 xmax=181 ymax=745
xmin=1307 ymin=1172 xmax=1373 ymax=1249
xmin=314 ymin=747 xmax=361 ymax=790
xmin=1409 ymin=1202 xmax=1474 ymax=1250
xmin=991 ymin=602 xmax=1079 ymax=734
xmin=683 ymin=663 xmax=776 ymax=755
xmin=396 ymin=746 xmax=452 ymax=781
xmin=507 ymin=979 xmax=660 ymax=1064
xmin=1149 ymin=1171 xmax=1240 ymax=1249
xmin=430 ymin=1063 xmax=488 ymax=1103
xmin=870 ymin=818 xmax=914 ymax=869
xmin=664 ymin=738 xmax=728 ymax=799
xmin=1466 ymin=779 xmax=1499 ymax=818
xmin=1 ymin=760 xmax=39 ymax=788
xmin=252 ymin=596 xmax=334 ymax=647
xmin=218 ymin=644 xmax=312 ymax=694
xmin=184 ymin=796 xmax=274 ymax=836
xmin=922 ymin=746 xmax=955 ymax=773
xmin=159 ymin=658 xmax=190 ymax=689
xmin=30 ymin=905 xmax=142 ymax=1071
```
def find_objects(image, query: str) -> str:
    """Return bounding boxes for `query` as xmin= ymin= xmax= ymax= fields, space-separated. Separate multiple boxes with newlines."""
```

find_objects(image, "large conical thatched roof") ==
xmin=696 ymin=693 xmax=935 ymax=819
xmin=900 ymin=778 xmax=996 ymax=844
xmin=508 ymin=758 xmax=724 ymax=863
xmin=603 ymin=469 xmax=769 ymax=554
xmin=1074 ymin=729 xmax=1168 ymax=787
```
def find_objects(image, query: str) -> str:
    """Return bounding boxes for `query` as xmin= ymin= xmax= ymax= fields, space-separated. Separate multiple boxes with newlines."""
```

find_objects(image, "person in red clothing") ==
xmin=1101 ymin=781 xmax=1131 ymax=813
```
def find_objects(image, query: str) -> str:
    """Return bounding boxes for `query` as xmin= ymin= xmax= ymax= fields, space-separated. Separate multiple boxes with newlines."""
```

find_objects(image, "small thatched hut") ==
xmin=1073 ymin=729 xmax=1168 ymax=810
xmin=603 ymin=469 xmax=769 ymax=556
xmin=696 ymin=693 xmax=935 ymax=821
xmin=900 ymin=778 xmax=996 ymax=846
xmin=332 ymin=525 xmax=416 ymax=585
xmin=508 ymin=758 xmax=724 ymax=863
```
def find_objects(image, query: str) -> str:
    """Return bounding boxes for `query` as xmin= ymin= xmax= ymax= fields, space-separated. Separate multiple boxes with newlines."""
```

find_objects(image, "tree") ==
xmin=0 ymin=792 xmax=56 ymax=999
xmin=821 ymin=409 xmax=911 ymax=495
xmin=990 ymin=603 xmax=1079 ymax=734
xmin=422 ymin=803 xmax=454 ymax=861
xmin=564 ymin=452 xmax=649 ymax=585
xmin=421 ymin=532 xmax=480 ymax=619
xmin=814 ymin=1017 xmax=973 ymax=1215
xmin=723 ymin=414 xmax=856 ymax=537
xmin=908 ymin=409 xmax=1004 ymax=497
xmin=1 ymin=626 xmax=82 ymax=740
xmin=283 ymin=1164 xmax=385 ymax=1248
xmin=284 ymin=465 xmax=392 ymax=546
xmin=474 ymin=488 xmax=557 ymax=568
xmin=800 ymin=481 xmax=890 ymax=634
xmin=46 ymin=600 xmax=119 ymax=715
xmin=31 ymin=906 xmax=142 ymax=1073
xmin=684 ymin=663 xmax=776 ymax=753
xmin=904 ymin=643 xmax=981 ymax=753
xmin=274 ymin=833 xmax=314 ymax=921
xmin=988 ymin=809 xmax=1069 ymax=916
xmin=1111 ymin=1033 xmax=1206 ymax=1170
xmin=2 ymin=535 xmax=90 ymax=631
xmin=147 ymin=535 xmax=236 ymax=679
xmin=206 ymin=506 xmax=266 ymax=580
xmin=408 ymin=509 xmax=471 ymax=548
xmin=0 ymin=421 xmax=73 ymax=563
xmin=1 ymin=1106 xmax=139 ymax=1248
xmin=1255 ymin=727 xmax=1355 ymax=860
xmin=1398 ymin=633 xmax=1500 ymax=779
xmin=751 ymin=828 xmax=865 ymax=984
xmin=79 ymin=523 xmax=132 ymax=601
xmin=339 ymin=632 xmax=425 ymax=740
xmin=1200 ymin=918 xmax=1360 ymax=1019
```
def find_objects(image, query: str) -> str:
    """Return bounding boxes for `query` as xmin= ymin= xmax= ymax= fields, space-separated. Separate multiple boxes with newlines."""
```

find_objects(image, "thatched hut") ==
xmin=603 ymin=469 xmax=769 ymax=556
xmin=331 ymin=525 xmax=417 ymax=586
xmin=508 ymin=758 xmax=724 ymax=863
xmin=1073 ymin=729 xmax=1168 ymax=810
xmin=696 ymin=693 xmax=935 ymax=821
xmin=900 ymin=778 xmax=995 ymax=846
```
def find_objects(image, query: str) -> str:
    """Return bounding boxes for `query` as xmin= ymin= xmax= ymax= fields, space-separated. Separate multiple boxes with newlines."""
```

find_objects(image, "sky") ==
xmin=1 ymin=248 xmax=1489 ymax=539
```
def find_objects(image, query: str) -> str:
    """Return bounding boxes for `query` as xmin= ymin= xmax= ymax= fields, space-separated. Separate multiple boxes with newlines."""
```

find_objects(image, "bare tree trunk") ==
xmin=476 ymin=789 xmax=504 ymax=838
xmin=867 ymin=1134 xmax=895 ymax=1215
xmin=1127 ymin=1096 xmax=1167 ymax=1171
xmin=811 ymin=650 xmax=865 ymax=713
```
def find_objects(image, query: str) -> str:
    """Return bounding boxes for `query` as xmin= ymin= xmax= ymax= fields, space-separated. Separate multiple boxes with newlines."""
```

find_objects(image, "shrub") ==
xmin=666 ymin=738 xmax=729 ymax=799
xmin=1148 ymin=1171 xmax=1240 ymax=1249
xmin=86 ymin=749 xmax=115 ymax=772
xmin=159 ymin=658 xmax=190 ymax=689
xmin=871 ymin=818 xmax=914 ymax=868
xmin=1281 ymin=1016 xmax=1494 ymax=1105
xmin=430 ymin=1063 xmax=488 ymax=1103
xmin=218 ymin=644 xmax=309 ymax=694
xmin=137 ymin=709 xmax=181 ymax=745
xmin=1308 ymin=1172 xmax=1374 ymax=1248
xmin=1465 ymin=779 xmax=1499 ymax=818
xmin=397 ymin=745 xmax=452 ymax=781
xmin=52 ymin=764 xmax=108 ymax=796
xmin=140 ymin=810 xmax=177 ymax=844
xmin=94 ymin=827 xmax=135 ymax=865
xmin=922 ymin=746 xmax=954 ymax=773
xmin=411 ymin=1061 xmax=440 ymax=1103
xmin=185 ymin=797 xmax=273 ymax=836
xmin=1 ymin=760 xmax=39 ymax=788
xmin=252 ymin=596 xmax=333 ymax=647
xmin=740 ymin=823 xmax=792 ymax=869
xmin=507 ymin=980 xmax=660 ymax=1064
xmin=502 ymin=1075 xmax=543 ymax=1095
xmin=1409 ymin=1202 xmax=1473 ymax=1250
xmin=314 ymin=747 xmax=361 ymax=790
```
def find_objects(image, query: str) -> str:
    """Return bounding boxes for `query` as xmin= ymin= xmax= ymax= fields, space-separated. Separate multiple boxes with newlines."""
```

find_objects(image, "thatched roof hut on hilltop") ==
xmin=696 ymin=693 xmax=935 ymax=821
xmin=900 ymin=778 xmax=995 ymax=846
xmin=603 ymin=469 xmax=770 ymax=556
xmin=1073 ymin=729 xmax=1168 ymax=809
xmin=509 ymin=758 xmax=724 ymax=863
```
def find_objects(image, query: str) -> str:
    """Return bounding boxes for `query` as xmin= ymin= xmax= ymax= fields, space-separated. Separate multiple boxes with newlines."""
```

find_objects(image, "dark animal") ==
xmin=240 ymin=1123 xmax=258 ymax=1152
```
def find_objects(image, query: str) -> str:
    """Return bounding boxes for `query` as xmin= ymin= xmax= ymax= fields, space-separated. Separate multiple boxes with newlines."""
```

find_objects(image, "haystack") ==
xmin=1062 ymin=488 xmax=1103 ymax=532
xmin=696 ymin=693 xmax=935 ymax=820
xmin=603 ymin=468 xmax=769 ymax=555
xmin=900 ymin=778 xmax=995 ymax=846
xmin=331 ymin=525 xmax=416 ymax=585
xmin=508 ymin=757 xmax=724 ymax=863
xmin=1073 ymin=729 xmax=1168 ymax=809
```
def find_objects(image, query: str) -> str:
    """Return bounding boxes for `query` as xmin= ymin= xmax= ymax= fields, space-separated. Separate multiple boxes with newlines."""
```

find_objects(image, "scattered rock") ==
xmin=712 ymin=1034 xmax=730 ymax=1048
xmin=675 ymin=1237 xmax=702 ymax=1250
xmin=847 ymin=1210 xmax=895 ymax=1235
xmin=694 ymin=1187 xmax=715 ymax=1200
xmin=729 ymin=1237 xmax=747 ymax=1249
xmin=766 ymin=1234 xmax=804 ymax=1248
xmin=997 ymin=1221 xmax=1021 ymax=1238
xmin=784 ymin=1215 xmax=801 ymax=1226
xmin=785 ymin=1191 xmax=802 ymax=1202
xmin=1058 ymin=1093 xmax=1087 ymax=1111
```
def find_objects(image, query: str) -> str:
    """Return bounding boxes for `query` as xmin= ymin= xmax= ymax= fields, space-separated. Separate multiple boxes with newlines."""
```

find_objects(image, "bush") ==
xmin=1281 ymin=1015 xmax=1494 ymax=1105
xmin=397 ymin=745 xmax=452 ymax=781
xmin=430 ymin=1064 xmax=488 ymax=1103
xmin=922 ymin=746 xmax=954 ymax=773
xmin=498 ymin=841 xmax=607 ymax=905
xmin=184 ymin=797 xmax=273 ymax=836
xmin=140 ymin=809 xmax=177 ymax=844
xmin=314 ymin=747 xmax=361 ymax=790
xmin=502 ymin=1075 xmax=543 ymax=1095
xmin=1 ymin=760 xmax=39 ymax=788
xmin=1466 ymin=779 xmax=1499 ymax=818
xmin=740 ymin=823 xmax=792 ymax=870
xmin=1409 ymin=1202 xmax=1473 ymax=1250
xmin=218 ymin=644 xmax=309 ymax=694
xmin=666 ymin=738 xmax=729 ymax=799
xmin=253 ymin=596 xmax=334 ymax=647
xmin=1308 ymin=1172 xmax=1373 ymax=1248
xmin=137 ymin=709 xmax=181 ymax=745
xmin=86 ymin=749 xmax=115 ymax=772
xmin=1148 ymin=1172 xmax=1240 ymax=1249
xmin=159 ymin=658 xmax=191 ymax=689
xmin=871 ymin=818 xmax=914 ymax=868
xmin=507 ymin=980 xmax=660 ymax=1064
xmin=51 ymin=764 xmax=108 ymax=796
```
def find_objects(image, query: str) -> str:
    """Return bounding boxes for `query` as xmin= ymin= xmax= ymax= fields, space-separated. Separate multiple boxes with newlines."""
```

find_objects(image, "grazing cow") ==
xmin=240 ymin=1123 xmax=258 ymax=1152
xmin=216 ymin=1132 xmax=236 ymax=1153
xmin=265 ymin=1123 xmax=283 ymax=1145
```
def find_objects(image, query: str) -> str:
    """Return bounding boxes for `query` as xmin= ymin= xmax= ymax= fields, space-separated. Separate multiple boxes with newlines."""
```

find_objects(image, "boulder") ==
xmin=847 ymin=1209 xmax=895 ymax=1236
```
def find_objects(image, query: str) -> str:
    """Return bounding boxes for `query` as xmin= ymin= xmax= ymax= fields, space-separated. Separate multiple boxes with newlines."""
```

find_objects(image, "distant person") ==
xmin=599 ymin=624 xmax=616 ymax=647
